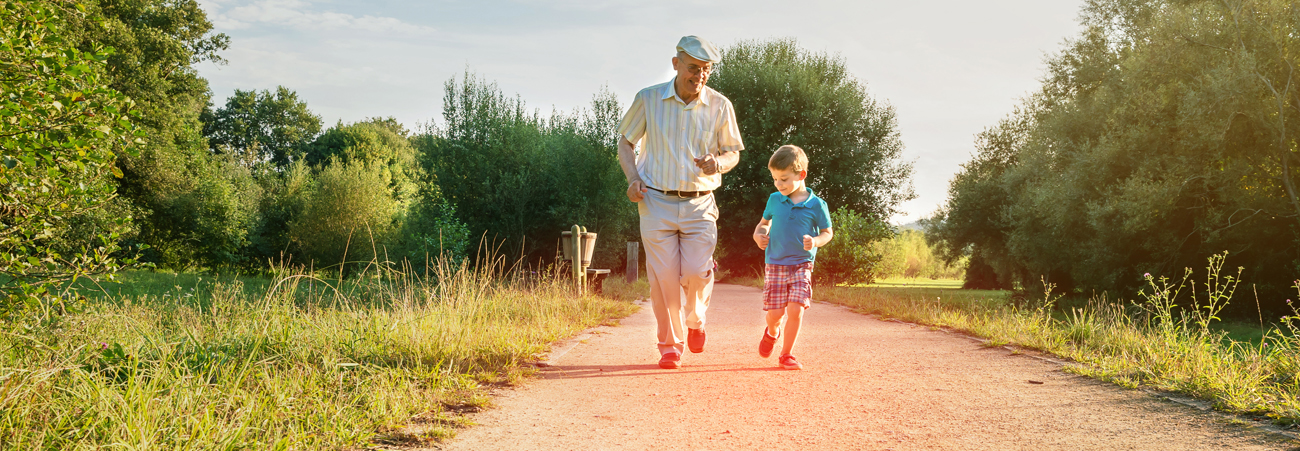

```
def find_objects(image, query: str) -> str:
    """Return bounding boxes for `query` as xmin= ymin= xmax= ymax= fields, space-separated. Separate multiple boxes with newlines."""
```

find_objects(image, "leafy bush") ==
xmin=288 ymin=160 xmax=400 ymax=273
xmin=814 ymin=208 xmax=892 ymax=286
xmin=872 ymin=229 xmax=967 ymax=280
xmin=0 ymin=0 xmax=143 ymax=317
xmin=708 ymin=37 xmax=914 ymax=274
xmin=928 ymin=0 xmax=1300 ymax=309
xmin=416 ymin=72 xmax=636 ymax=271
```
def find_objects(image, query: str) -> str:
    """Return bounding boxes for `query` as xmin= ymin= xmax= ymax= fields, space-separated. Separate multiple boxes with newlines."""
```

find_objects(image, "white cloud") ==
xmin=202 ymin=0 xmax=439 ymax=38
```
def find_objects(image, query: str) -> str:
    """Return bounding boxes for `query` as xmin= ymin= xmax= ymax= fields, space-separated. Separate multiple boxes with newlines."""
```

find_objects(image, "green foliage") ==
xmin=288 ymin=160 xmax=401 ymax=273
xmin=707 ymin=37 xmax=915 ymax=273
xmin=417 ymin=72 xmax=636 ymax=270
xmin=873 ymin=229 xmax=967 ymax=280
xmin=0 ymin=0 xmax=142 ymax=318
xmin=814 ymin=208 xmax=892 ymax=286
xmin=929 ymin=0 xmax=1300 ymax=309
xmin=65 ymin=0 xmax=242 ymax=271
xmin=305 ymin=117 xmax=418 ymax=201
xmin=202 ymin=86 xmax=322 ymax=167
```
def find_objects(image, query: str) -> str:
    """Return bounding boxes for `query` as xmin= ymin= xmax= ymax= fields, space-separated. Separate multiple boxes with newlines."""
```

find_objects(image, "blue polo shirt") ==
xmin=762 ymin=189 xmax=833 ymax=265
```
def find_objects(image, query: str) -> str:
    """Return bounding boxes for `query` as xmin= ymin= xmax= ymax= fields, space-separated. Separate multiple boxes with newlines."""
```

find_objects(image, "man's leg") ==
xmin=640 ymin=192 xmax=686 ymax=357
xmin=678 ymin=194 xmax=718 ymax=333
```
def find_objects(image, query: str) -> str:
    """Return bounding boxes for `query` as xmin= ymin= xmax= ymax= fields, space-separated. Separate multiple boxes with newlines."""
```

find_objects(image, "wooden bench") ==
xmin=587 ymin=269 xmax=611 ymax=294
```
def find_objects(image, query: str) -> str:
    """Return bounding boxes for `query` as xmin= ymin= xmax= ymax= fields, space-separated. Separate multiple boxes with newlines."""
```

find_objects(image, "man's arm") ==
xmin=716 ymin=150 xmax=740 ymax=174
xmin=618 ymin=136 xmax=647 ymax=202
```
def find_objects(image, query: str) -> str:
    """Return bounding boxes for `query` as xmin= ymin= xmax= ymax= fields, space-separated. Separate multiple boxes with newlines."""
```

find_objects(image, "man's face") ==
xmin=673 ymin=52 xmax=713 ymax=99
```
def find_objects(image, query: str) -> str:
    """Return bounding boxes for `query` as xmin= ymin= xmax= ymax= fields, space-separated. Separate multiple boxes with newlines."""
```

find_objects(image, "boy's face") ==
xmin=769 ymin=167 xmax=806 ymax=197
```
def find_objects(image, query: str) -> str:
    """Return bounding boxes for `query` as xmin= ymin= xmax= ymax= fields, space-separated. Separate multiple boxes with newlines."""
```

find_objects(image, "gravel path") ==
xmin=431 ymin=283 xmax=1297 ymax=450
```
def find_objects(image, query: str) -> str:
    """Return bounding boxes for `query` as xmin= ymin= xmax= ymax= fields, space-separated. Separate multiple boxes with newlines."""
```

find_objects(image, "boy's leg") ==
xmin=780 ymin=262 xmax=815 ymax=357
xmin=765 ymin=308 xmax=784 ymax=338
xmin=780 ymin=303 xmax=805 ymax=356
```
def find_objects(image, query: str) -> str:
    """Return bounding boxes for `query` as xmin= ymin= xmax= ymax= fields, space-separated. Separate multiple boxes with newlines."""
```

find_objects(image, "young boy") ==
xmin=752 ymin=145 xmax=833 ymax=370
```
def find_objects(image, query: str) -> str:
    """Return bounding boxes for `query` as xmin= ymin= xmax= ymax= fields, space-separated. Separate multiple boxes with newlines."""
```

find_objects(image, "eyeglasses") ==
xmin=684 ymin=64 xmax=712 ymax=76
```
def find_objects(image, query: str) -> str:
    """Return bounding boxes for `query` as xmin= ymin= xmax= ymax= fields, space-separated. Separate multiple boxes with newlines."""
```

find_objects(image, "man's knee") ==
xmin=680 ymin=266 xmax=713 ymax=289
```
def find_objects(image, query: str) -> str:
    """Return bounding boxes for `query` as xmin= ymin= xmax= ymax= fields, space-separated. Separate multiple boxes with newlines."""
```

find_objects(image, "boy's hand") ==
xmin=803 ymin=234 xmax=814 ymax=251
xmin=754 ymin=232 xmax=769 ymax=250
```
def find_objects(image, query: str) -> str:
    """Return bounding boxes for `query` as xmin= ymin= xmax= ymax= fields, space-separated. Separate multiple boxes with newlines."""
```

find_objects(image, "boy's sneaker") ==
xmin=658 ymin=352 xmax=681 ymax=369
xmin=688 ymin=328 xmax=706 ymax=353
xmin=758 ymin=328 xmax=779 ymax=358
xmin=779 ymin=354 xmax=802 ymax=370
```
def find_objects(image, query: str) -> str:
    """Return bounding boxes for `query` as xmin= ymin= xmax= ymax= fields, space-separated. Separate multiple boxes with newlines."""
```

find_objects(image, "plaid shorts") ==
xmin=763 ymin=262 xmax=814 ymax=310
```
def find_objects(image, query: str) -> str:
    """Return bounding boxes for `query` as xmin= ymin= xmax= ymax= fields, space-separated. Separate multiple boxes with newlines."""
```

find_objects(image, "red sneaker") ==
xmin=779 ymin=354 xmax=802 ymax=370
xmin=659 ymin=352 xmax=681 ymax=369
xmin=758 ymin=328 xmax=779 ymax=358
xmin=688 ymin=328 xmax=706 ymax=353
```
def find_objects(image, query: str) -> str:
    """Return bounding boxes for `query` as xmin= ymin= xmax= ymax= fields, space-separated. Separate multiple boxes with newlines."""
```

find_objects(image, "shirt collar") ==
xmin=661 ymin=78 xmax=711 ymax=107
xmin=781 ymin=188 xmax=817 ymax=206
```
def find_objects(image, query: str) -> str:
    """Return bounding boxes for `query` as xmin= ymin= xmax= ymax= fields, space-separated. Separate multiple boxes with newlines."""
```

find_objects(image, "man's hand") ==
xmin=755 ymin=232 xmax=769 ymax=250
xmin=803 ymin=234 xmax=814 ymax=251
xmin=694 ymin=153 xmax=720 ymax=175
xmin=627 ymin=180 xmax=648 ymax=202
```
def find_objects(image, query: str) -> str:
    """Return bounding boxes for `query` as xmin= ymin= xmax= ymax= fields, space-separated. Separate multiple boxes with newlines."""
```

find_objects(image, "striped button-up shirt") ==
xmin=617 ymin=79 xmax=745 ymax=192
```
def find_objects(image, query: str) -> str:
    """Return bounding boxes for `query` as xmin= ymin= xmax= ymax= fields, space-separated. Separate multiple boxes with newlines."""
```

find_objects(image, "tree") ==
xmin=417 ymin=72 xmax=636 ymax=269
xmin=288 ymin=160 xmax=400 ymax=272
xmin=0 ymin=0 xmax=141 ymax=313
xmin=929 ymin=0 xmax=1300 ymax=310
xmin=304 ymin=117 xmax=416 ymax=201
xmin=707 ymin=38 xmax=915 ymax=275
xmin=814 ymin=208 xmax=892 ymax=286
xmin=203 ymin=86 xmax=322 ymax=167
xmin=63 ymin=0 xmax=245 ymax=270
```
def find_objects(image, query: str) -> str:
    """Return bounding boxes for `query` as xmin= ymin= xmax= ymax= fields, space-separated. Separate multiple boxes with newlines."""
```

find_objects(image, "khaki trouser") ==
xmin=638 ymin=189 xmax=717 ymax=356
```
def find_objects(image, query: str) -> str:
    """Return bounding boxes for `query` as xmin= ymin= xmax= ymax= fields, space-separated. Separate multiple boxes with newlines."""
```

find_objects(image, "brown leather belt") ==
xmin=647 ymin=186 xmax=712 ymax=198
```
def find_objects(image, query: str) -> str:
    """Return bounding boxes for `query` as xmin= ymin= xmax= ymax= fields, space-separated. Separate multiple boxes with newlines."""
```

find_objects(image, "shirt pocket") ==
xmin=692 ymin=116 xmax=716 ymax=152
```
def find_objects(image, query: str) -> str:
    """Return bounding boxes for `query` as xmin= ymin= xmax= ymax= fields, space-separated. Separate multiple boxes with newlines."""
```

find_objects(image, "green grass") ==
xmin=863 ymin=277 xmax=964 ymax=289
xmin=1 ymin=258 xmax=639 ymax=450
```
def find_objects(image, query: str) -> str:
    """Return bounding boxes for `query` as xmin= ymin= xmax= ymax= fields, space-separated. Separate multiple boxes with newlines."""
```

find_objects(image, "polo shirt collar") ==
xmin=661 ymin=78 xmax=711 ymax=107
xmin=781 ymin=188 xmax=818 ymax=206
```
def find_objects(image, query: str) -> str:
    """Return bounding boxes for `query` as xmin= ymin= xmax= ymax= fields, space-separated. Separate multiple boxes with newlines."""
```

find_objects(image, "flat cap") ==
xmin=676 ymin=35 xmax=721 ymax=63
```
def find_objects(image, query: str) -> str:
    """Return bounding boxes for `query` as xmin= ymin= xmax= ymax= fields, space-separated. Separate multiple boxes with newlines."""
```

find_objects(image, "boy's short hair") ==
xmin=769 ymin=145 xmax=808 ymax=172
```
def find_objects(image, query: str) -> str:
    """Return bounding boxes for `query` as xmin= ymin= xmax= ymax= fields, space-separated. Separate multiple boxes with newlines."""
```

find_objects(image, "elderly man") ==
xmin=616 ymin=35 xmax=745 ymax=369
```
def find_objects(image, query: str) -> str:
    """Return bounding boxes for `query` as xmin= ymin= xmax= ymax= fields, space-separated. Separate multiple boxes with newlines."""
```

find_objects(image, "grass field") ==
xmin=0 ymin=260 xmax=642 ymax=450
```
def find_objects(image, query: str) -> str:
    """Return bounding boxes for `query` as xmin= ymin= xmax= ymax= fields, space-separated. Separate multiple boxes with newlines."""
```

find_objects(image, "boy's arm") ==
xmin=753 ymin=218 xmax=771 ymax=250
xmin=802 ymin=228 xmax=834 ymax=251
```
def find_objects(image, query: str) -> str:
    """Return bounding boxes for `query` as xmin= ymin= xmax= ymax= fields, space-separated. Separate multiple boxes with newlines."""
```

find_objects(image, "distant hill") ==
xmin=897 ymin=220 xmax=925 ymax=232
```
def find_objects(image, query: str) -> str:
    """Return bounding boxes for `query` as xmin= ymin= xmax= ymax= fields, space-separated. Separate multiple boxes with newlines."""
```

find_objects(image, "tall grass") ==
xmin=790 ymin=252 xmax=1300 ymax=424
xmin=0 ymin=254 xmax=637 ymax=450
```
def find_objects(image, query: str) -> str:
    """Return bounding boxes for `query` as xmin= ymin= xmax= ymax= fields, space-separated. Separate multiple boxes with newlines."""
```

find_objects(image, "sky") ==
xmin=194 ymin=0 xmax=1085 ymax=224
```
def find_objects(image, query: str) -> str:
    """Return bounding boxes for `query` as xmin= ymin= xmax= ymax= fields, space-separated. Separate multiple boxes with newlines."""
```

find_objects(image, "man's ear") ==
xmin=671 ymin=56 xmax=679 ymax=70
xmin=798 ymin=170 xmax=808 ymax=180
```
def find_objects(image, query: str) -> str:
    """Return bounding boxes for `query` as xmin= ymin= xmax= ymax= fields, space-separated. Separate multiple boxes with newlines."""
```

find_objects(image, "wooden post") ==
xmin=626 ymin=242 xmax=639 ymax=283
xmin=571 ymin=225 xmax=586 ymax=295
